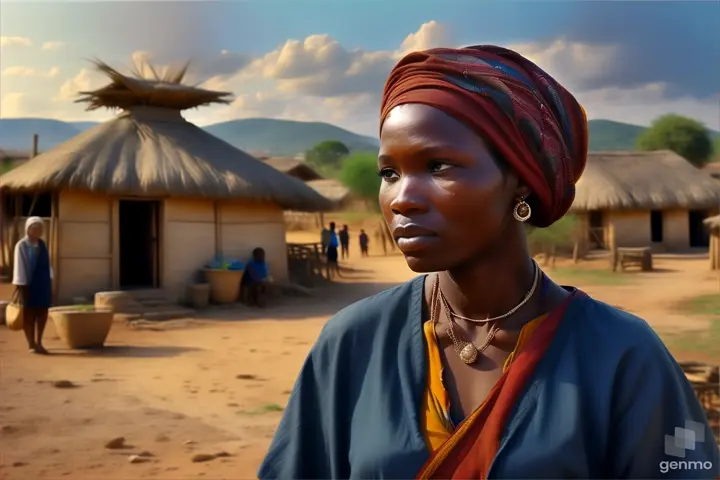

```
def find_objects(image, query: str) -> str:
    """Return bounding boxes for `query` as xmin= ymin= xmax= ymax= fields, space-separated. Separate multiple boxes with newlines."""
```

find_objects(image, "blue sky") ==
xmin=1 ymin=1 xmax=718 ymax=135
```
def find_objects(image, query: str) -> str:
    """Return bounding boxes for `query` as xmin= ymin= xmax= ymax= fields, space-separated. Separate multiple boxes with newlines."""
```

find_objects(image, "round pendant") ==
xmin=459 ymin=343 xmax=478 ymax=364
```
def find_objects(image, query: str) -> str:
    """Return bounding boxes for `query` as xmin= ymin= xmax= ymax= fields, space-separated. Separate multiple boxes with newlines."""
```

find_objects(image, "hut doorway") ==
xmin=650 ymin=210 xmax=664 ymax=243
xmin=588 ymin=211 xmax=605 ymax=249
xmin=119 ymin=200 xmax=160 ymax=289
xmin=689 ymin=210 xmax=710 ymax=248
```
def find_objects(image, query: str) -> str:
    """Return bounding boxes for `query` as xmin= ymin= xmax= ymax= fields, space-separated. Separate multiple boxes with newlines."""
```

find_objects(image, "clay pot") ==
xmin=204 ymin=269 xmax=244 ymax=304
xmin=50 ymin=307 xmax=114 ymax=349
xmin=188 ymin=283 xmax=211 ymax=309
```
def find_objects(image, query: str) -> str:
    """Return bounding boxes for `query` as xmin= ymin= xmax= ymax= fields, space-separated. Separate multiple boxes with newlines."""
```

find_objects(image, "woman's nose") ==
xmin=389 ymin=176 xmax=429 ymax=216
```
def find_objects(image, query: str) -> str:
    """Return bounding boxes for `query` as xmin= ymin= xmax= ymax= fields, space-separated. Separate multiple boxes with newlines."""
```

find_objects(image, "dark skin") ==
xmin=378 ymin=104 xmax=569 ymax=421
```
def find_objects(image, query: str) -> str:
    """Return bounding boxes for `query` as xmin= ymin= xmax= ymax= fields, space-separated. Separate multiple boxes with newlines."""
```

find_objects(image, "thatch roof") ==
xmin=0 ymin=61 xmax=331 ymax=212
xmin=261 ymin=157 xmax=322 ymax=181
xmin=77 ymin=60 xmax=232 ymax=111
xmin=307 ymin=179 xmax=351 ymax=207
xmin=570 ymin=150 xmax=720 ymax=212
xmin=702 ymin=162 xmax=720 ymax=180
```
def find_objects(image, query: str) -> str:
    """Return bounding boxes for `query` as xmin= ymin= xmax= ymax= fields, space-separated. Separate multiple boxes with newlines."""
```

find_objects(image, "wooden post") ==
xmin=572 ymin=241 xmax=579 ymax=264
xmin=31 ymin=134 xmax=39 ymax=158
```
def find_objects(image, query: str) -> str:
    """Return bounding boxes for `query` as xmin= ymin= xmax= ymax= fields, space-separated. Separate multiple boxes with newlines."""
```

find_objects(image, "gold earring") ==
xmin=513 ymin=197 xmax=531 ymax=222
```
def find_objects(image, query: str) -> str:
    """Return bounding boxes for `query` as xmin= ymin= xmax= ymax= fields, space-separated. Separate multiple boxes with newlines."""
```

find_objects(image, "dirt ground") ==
xmin=1 ymin=236 xmax=718 ymax=479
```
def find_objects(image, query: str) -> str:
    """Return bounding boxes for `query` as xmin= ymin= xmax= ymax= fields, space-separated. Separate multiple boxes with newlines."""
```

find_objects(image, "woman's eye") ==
xmin=377 ymin=169 xmax=399 ymax=181
xmin=429 ymin=160 xmax=452 ymax=173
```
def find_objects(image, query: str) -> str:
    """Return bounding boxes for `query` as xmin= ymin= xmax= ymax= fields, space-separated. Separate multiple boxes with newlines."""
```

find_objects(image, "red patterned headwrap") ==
xmin=380 ymin=46 xmax=588 ymax=227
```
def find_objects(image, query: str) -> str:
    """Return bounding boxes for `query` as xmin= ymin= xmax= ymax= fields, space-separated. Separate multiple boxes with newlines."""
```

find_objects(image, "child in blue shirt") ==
xmin=243 ymin=247 xmax=270 ymax=307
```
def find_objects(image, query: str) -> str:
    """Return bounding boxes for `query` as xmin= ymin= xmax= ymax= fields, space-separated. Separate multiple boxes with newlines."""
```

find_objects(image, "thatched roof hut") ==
xmin=571 ymin=151 xmax=720 ymax=253
xmin=571 ymin=151 xmax=720 ymax=212
xmin=0 ymin=63 xmax=329 ymax=211
xmin=307 ymin=179 xmax=351 ymax=208
xmin=0 ymin=60 xmax=329 ymax=304
xmin=260 ymin=157 xmax=323 ymax=182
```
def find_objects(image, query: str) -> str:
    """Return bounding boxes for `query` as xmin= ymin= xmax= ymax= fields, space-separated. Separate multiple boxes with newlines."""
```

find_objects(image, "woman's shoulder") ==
xmin=317 ymin=276 xmax=424 ymax=346
xmin=571 ymin=295 xmax=675 ymax=362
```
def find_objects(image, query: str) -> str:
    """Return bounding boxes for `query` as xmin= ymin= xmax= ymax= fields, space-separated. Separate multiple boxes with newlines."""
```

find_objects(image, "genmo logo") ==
xmin=659 ymin=460 xmax=714 ymax=474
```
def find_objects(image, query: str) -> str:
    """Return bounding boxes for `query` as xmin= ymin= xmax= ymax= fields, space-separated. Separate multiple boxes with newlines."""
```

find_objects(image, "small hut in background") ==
xmin=0 ymin=60 xmax=330 ymax=304
xmin=260 ymin=157 xmax=351 ymax=229
xmin=260 ymin=157 xmax=323 ymax=182
xmin=571 ymin=151 xmax=720 ymax=255
xmin=702 ymin=162 xmax=720 ymax=181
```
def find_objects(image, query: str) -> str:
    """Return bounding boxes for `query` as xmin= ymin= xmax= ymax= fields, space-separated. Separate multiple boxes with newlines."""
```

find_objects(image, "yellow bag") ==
xmin=6 ymin=288 xmax=24 ymax=331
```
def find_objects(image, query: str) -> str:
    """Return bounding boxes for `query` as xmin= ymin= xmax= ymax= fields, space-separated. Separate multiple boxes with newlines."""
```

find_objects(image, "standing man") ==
xmin=339 ymin=224 xmax=350 ymax=260
xmin=320 ymin=225 xmax=330 ymax=256
xmin=359 ymin=229 xmax=369 ymax=257
xmin=326 ymin=222 xmax=340 ymax=278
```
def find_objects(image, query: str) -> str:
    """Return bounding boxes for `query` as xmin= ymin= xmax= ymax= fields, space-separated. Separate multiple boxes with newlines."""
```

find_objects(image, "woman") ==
xmin=12 ymin=216 xmax=53 ymax=354
xmin=258 ymin=46 xmax=719 ymax=478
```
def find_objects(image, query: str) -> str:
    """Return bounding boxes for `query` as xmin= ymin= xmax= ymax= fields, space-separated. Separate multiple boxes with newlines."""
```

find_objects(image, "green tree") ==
xmin=305 ymin=140 xmax=350 ymax=172
xmin=636 ymin=114 xmax=714 ymax=167
xmin=339 ymin=152 xmax=381 ymax=209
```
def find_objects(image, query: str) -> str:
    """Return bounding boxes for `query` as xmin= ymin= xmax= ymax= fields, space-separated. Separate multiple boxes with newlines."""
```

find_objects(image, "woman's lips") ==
xmin=395 ymin=234 xmax=439 ymax=252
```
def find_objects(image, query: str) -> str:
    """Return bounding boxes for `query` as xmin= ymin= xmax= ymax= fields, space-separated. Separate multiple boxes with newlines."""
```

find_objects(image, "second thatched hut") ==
xmin=571 ymin=150 xmax=720 ymax=254
xmin=0 ymin=61 xmax=330 ymax=304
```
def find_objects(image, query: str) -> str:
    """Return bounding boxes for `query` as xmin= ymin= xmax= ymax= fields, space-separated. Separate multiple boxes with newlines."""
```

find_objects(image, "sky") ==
xmin=1 ymin=1 xmax=718 ymax=136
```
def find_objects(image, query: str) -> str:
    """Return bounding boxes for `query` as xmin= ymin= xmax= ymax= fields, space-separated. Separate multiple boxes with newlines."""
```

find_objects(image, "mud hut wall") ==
xmin=606 ymin=210 xmax=651 ymax=250
xmin=57 ymin=191 xmax=112 ymax=303
xmin=218 ymin=202 xmax=289 ymax=282
xmin=162 ymin=198 xmax=216 ymax=303
xmin=661 ymin=209 xmax=690 ymax=250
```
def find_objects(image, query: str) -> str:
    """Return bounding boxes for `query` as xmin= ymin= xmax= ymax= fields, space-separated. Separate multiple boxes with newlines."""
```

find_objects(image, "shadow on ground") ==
xmin=45 ymin=345 xmax=200 ymax=358
xmin=201 ymin=279 xmax=406 ymax=322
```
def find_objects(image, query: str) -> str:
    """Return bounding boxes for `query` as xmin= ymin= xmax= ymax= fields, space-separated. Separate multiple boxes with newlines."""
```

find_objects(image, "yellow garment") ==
xmin=421 ymin=315 xmax=546 ymax=452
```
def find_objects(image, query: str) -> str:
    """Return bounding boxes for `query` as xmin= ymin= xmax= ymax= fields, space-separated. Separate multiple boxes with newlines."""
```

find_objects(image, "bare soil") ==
xmin=1 ymin=237 xmax=717 ymax=479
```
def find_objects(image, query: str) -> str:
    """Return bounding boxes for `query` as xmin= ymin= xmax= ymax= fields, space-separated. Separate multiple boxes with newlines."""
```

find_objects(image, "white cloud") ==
xmin=55 ymin=68 xmax=105 ymax=101
xmin=41 ymin=41 xmax=65 ymax=51
xmin=4 ymin=21 xmax=718 ymax=135
xmin=0 ymin=93 xmax=27 ymax=116
xmin=2 ymin=66 xmax=61 ymax=78
xmin=0 ymin=36 xmax=32 ymax=48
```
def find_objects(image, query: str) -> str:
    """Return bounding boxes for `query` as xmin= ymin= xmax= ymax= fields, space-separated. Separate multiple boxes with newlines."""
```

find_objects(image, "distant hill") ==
xmin=0 ymin=116 xmax=716 ymax=157
xmin=203 ymin=118 xmax=379 ymax=156
xmin=586 ymin=120 xmax=646 ymax=151
xmin=0 ymin=117 xmax=378 ymax=156
xmin=68 ymin=121 xmax=102 ymax=132
xmin=0 ymin=118 xmax=85 ymax=152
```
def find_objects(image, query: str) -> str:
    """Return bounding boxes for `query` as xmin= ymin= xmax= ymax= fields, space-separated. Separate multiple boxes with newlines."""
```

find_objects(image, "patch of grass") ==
xmin=662 ymin=320 xmax=720 ymax=358
xmin=675 ymin=294 xmax=720 ymax=317
xmin=73 ymin=304 xmax=96 ymax=311
xmin=547 ymin=267 xmax=630 ymax=286
xmin=237 ymin=403 xmax=284 ymax=415
xmin=665 ymin=294 xmax=720 ymax=358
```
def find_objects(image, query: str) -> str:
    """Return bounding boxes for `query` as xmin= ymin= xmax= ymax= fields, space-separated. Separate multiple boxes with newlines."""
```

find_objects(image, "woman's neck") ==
xmin=27 ymin=236 xmax=39 ymax=245
xmin=438 ymin=231 xmax=537 ymax=324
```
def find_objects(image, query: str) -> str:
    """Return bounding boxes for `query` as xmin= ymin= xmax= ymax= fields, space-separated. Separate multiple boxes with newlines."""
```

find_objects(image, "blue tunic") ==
xmin=25 ymin=239 xmax=52 ymax=309
xmin=258 ymin=276 xmax=719 ymax=479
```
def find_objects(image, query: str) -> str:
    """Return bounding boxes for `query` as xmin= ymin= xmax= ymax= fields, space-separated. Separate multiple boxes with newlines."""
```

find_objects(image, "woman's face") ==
xmin=378 ymin=104 xmax=526 ymax=272
xmin=27 ymin=222 xmax=43 ymax=240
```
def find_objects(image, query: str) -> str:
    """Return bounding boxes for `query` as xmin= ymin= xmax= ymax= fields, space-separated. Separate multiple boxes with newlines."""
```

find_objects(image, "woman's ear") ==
xmin=515 ymin=183 xmax=532 ymax=200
